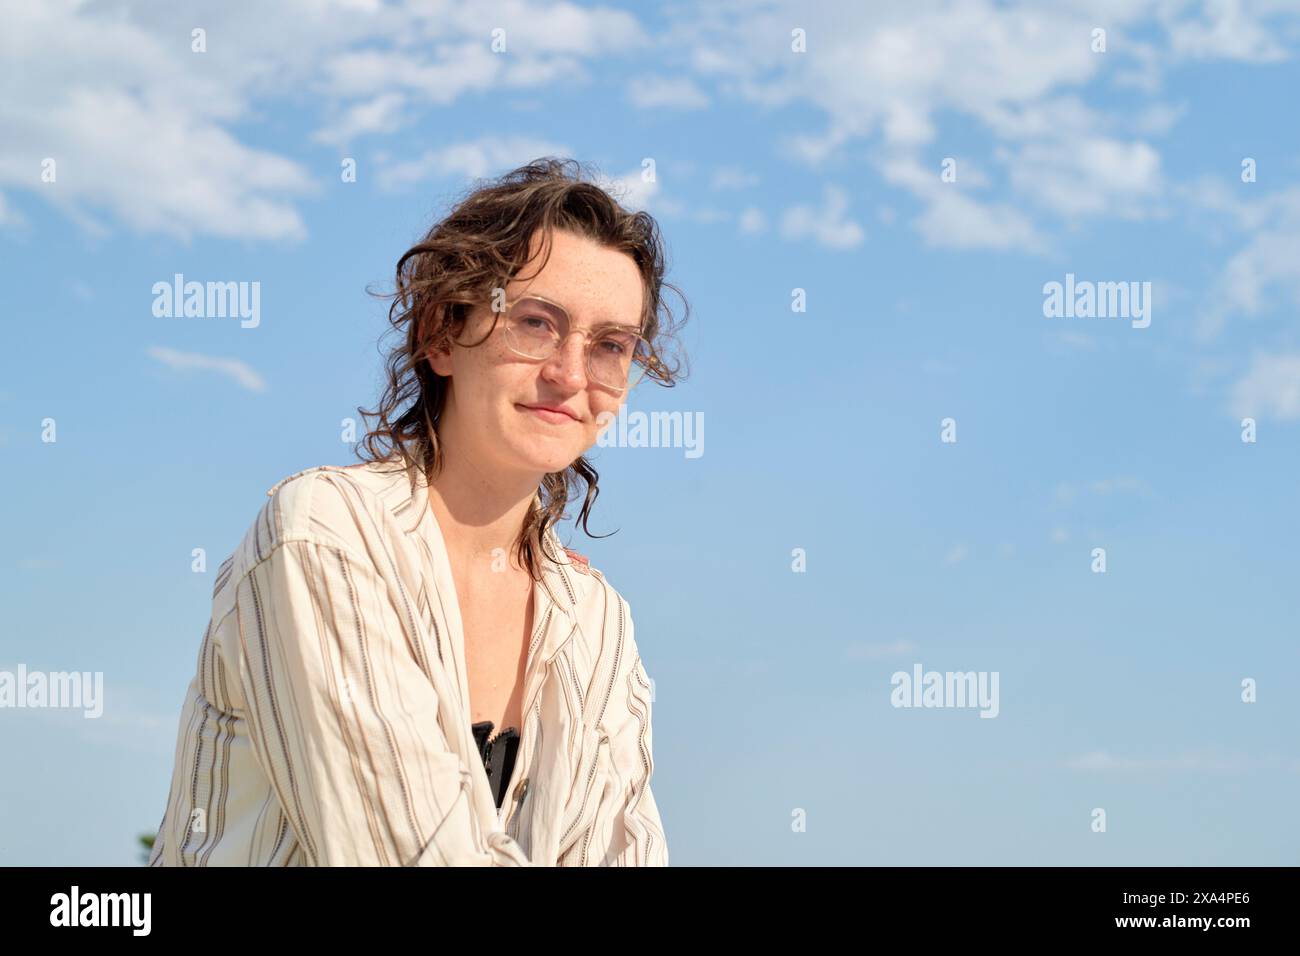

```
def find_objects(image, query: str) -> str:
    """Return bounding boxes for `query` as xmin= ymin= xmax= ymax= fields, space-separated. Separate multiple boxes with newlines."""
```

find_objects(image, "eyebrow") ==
xmin=517 ymin=294 xmax=642 ymax=331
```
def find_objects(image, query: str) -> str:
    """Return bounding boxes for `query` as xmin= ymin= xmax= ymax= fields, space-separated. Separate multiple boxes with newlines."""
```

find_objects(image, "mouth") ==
xmin=516 ymin=403 xmax=580 ymax=424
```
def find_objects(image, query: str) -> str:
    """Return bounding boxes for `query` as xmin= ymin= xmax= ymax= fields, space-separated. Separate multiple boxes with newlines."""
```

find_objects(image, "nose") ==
xmin=540 ymin=331 xmax=588 ymax=390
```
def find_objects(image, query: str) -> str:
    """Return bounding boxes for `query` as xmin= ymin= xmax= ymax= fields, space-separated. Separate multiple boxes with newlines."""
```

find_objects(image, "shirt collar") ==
xmin=379 ymin=449 xmax=582 ymax=624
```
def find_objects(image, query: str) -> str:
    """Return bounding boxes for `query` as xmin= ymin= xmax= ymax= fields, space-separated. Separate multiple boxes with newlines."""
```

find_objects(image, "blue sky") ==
xmin=2 ymin=0 xmax=1298 ymax=865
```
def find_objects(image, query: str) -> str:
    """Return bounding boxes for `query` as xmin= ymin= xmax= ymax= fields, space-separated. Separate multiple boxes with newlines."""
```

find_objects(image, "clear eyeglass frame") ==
xmin=493 ymin=292 xmax=661 ymax=393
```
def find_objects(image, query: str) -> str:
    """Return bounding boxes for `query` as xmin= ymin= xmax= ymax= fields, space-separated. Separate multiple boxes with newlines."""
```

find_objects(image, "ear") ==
xmin=427 ymin=340 xmax=453 ymax=378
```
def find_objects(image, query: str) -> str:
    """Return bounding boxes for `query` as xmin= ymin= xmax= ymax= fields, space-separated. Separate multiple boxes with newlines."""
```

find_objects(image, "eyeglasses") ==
xmin=492 ymin=292 xmax=660 ymax=393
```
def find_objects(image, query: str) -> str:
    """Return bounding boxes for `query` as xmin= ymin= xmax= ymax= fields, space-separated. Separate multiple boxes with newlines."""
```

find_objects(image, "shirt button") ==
xmin=514 ymin=777 xmax=529 ymax=803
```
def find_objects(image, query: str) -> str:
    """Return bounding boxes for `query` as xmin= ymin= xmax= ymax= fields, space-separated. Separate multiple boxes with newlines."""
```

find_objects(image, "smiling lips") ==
xmin=518 ymin=403 xmax=580 ymax=423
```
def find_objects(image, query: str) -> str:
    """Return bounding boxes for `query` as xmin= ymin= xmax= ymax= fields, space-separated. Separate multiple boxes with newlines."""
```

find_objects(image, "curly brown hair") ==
xmin=355 ymin=157 xmax=689 ymax=582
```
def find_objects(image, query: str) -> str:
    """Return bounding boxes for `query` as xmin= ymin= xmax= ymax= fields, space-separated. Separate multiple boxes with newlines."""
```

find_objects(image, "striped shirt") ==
xmin=147 ymin=453 xmax=667 ymax=866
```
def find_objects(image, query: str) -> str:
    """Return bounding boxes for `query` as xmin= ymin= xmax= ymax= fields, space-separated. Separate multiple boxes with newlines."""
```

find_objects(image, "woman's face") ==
xmin=428 ymin=228 xmax=644 ymax=478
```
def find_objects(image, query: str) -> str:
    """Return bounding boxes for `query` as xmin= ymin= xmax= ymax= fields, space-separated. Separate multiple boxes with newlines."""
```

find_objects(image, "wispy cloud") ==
xmin=313 ymin=92 xmax=407 ymax=147
xmin=737 ymin=206 xmax=766 ymax=235
xmin=1197 ymin=188 xmax=1300 ymax=339
xmin=877 ymin=155 xmax=1046 ymax=252
xmin=147 ymin=346 xmax=267 ymax=393
xmin=595 ymin=165 xmax=661 ymax=213
xmin=376 ymin=137 xmax=572 ymax=190
xmin=1230 ymin=352 xmax=1300 ymax=421
xmin=780 ymin=184 xmax=864 ymax=249
xmin=627 ymin=75 xmax=709 ymax=109
xmin=1056 ymin=477 xmax=1149 ymax=504
xmin=0 ymin=0 xmax=646 ymax=239
xmin=670 ymin=1 xmax=1295 ymax=252
xmin=712 ymin=166 xmax=760 ymax=190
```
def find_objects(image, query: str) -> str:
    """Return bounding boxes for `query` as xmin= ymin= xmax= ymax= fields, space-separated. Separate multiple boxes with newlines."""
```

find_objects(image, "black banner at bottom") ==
xmin=0 ymin=866 xmax=1288 ymax=941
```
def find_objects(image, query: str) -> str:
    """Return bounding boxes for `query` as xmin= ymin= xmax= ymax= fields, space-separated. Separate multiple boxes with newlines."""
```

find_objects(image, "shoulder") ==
xmin=235 ymin=459 xmax=414 ymax=572
xmin=560 ymin=545 xmax=597 ymax=579
xmin=549 ymin=538 xmax=617 ymax=608
xmin=554 ymin=544 xmax=642 ymax=656
xmin=263 ymin=455 xmax=413 ymax=508
xmin=266 ymin=462 xmax=375 ymax=541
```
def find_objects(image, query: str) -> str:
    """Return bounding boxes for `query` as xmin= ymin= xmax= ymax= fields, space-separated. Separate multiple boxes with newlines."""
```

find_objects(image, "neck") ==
xmin=424 ymin=431 xmax=542 ymax=572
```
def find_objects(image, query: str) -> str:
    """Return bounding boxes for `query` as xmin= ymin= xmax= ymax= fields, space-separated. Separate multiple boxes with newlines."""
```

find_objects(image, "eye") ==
xmin=513 ymin=307 xmax=558 ymax=336
xmin=596 ymin=331 xmax=637 ymax=355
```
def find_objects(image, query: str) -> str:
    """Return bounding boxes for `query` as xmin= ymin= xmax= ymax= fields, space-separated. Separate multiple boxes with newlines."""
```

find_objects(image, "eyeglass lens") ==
xmin=506 ymin=297 xmax=648 ymax=388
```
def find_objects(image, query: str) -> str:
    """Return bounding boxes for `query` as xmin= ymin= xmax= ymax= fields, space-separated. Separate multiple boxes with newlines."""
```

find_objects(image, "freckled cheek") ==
xmin=484 ymin=351 xmax=533 ymax=401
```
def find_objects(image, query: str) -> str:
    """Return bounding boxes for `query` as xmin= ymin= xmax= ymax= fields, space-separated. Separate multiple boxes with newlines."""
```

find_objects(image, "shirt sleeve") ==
xmin=228 ymin=536 xmax=532 ymax=867
xmin=578 ymin=607 xmax=669 ymax=867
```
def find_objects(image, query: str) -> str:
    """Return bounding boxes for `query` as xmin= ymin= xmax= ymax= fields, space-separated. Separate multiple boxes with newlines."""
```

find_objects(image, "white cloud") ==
xmin=913 ymin=189 xmax=1043 ymax=252
xmin=323 ymin=47 xmax=491 ymax=100
xmin=1005 ymin=137 xmax=1164 ymax=220
xmin=1229 ymin=353 xmax=1300 ymax=421
xmin=627 ymin=75 xmax=710 ymax=109
xmin=712 ymin=167 xmax=760 ymax=190
xmin=148 ymin=346 xmax=267 ymax=393
xmin=42 ymin=88 xmax=313 ymax=241
xmin=1056 ymin=477 xmax=1148 ymax=501
xmin=0 ymin=0 xmax=353 ymax=241
xmin=654 ymin=198 xmax=730 ymax=223
xmin=1161 ymin=0 xmax=1291 ymax=62
xmin=1 ymin=4 xmax=316 ymax=241
xmin=877 ymin=155 xmax=1044 ymax=252
xmin=478 ymin=1 xmax=648 ymax=55
xmin=670 ymin=1 xmax=1120 ymax=244
xmin=313 ymin=92 xmax=408 ymax=147
xmin=779 ymin=185 xmax=864 ymax=249
xmin=737 ymin=206 xmax=766 ymax=235
xmin=9 ymin=0 xmax=1300 ymax=254
xmin=376 ymin=137 xmax=572 ymax=190
xmin=0 ymin=191 xmax=22 ymax=226
xmin=312 ymin=0 xmax=648 ymax=113
xmin=1198 ymin=189 xmax=1300 ymax=339
xmin=666 ymin=1 xmax=1300 ymax=249
xmin=1133 ymin=102 xmax=1188 ymax=136
xmin=596 ymin=167 xmax=660 ymax=213
xmin=0 ymin=0 xmax=647 ymax=240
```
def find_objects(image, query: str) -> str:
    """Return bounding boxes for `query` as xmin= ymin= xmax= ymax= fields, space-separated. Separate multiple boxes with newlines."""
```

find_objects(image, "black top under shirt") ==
xmin=471 ymin=721 xmax=520 ymax=809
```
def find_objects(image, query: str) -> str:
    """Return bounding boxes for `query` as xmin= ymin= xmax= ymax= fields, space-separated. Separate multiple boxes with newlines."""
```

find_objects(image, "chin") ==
xmin=501 ymin=409 xmax=594 ymax=473
xmin=506 ymin=436 xmax=587 ymax=475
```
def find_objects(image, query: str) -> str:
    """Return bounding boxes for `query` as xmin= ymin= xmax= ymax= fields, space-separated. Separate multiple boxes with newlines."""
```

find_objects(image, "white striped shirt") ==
xmin=147 ymin=453 xmax=667 ymax=866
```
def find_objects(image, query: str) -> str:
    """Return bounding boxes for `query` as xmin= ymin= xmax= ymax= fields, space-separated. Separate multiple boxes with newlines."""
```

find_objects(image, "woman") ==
xmin=147 ymin=157 xmax=687 ymax=866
